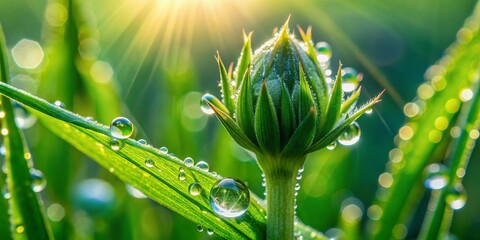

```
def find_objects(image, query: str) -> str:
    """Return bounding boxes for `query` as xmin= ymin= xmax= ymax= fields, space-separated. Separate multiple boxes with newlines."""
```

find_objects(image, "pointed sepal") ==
xmin=323 ymin=63 xmax=343 ymax=134
xmin=255 ymin=81 xmax=281 ymax=155
xmin=216 ymin=53 xmax=235 ymax=114
xmin=236 ymin=66 xmax=257 ymax=144
xmin=236 ymin=31 xmax=253 ymax=88
xmin=281 ymin=106 xmax=316 ymax=158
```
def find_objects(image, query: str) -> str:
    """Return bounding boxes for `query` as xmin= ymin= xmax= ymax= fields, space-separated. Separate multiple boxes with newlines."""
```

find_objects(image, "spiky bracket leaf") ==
xmin=235 ymin=66 xmax=257 ymax=145
xmin=216 ymin=53 xmax=235 ymax=114
xmin=255 ymin=82 xmax=281 ymax=155
xmin=323 ymin=64 xmax=343 ymax=134
xmin=236 ymin=31 xmax=253 ymax=89
xmin=203 ymin=95 xmax=259 ymax=152
xmin=308 ymin=91 xmax=383 ymax=153
xmin=279 ymin=81 xmax=296 ymax=147
xmin=281 ymin=107 xmax=316 ymax=158
xmin=341 ymin=86 xmax=361 ymax=115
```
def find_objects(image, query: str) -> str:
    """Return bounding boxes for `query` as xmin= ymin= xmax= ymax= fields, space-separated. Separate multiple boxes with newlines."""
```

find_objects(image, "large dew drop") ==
xmin=445 ymin=184 xmax=467 ymax=210
xmin=200 ymin=94 xmax=215 ymax=115
xmin=184 ymin=157 xmax=194 ymax=167
xmin=30 ymin=168 xmax=47 ymax=192
xmin=195 ymin=161 xmax=209 ymax=172
xmin=423 ymin=163 xmax=449 ymax=190
xmin=109 ymin=117 xmax=134 ymax=139
xmin=338 ymin=122 xmax=361 ymax=146
xmin=209 ymin=178 xmax=250 ymax=218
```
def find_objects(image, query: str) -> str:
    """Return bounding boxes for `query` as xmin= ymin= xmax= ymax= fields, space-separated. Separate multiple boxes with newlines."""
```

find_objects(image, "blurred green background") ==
xmin=0 ymin=0 xmax=478 ymax=239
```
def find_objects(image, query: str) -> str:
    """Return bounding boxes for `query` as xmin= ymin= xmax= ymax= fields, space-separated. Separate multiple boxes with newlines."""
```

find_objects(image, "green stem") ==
xmin=259 ymin=155 xmax=305 ymax=240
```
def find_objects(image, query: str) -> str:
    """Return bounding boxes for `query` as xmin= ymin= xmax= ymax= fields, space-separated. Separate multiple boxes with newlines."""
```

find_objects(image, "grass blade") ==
xmin=0 ymin=25 xmax=53 ymax=240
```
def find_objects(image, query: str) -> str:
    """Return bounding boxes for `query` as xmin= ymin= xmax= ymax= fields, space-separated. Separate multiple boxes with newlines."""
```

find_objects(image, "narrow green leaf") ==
xmin=308 ymin=92 xmax=382 ymax=152
xmin=255 ymin=82 xmax=280 ymax=154
xmin=281 ymin=107 xmax=316 ymax=158
xmin=279 ymin=81 xmax=296 ymax=148
xmin=0 ymin=172 xmax=11 ymax=239
xmin=419 ymin=81 xmax=480 ymax=239
xmin=369 ymin=6 xmax=480 ymax=239
xmin=0 ymin=25 xmax=52 ymax=240
xmin=216 ymin=53 xmax=235 ymax=114
xmin=0 ymin=81 xmax=329 ymax=240
xmin=235 ymin=31 xmax=252 ymax=89
xmin=322 ymin=64 xmax=343 ymax=134
xmin=341 ymin=86 xmax=361 ymax=115
xmin=204 ymin=95 xmax=259 ymax=152
xmin=236 ymin=67 xmax=257 ymax=145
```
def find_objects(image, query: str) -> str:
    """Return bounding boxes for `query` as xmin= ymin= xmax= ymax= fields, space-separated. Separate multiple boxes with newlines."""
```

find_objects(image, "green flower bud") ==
xmin=203 ymin=18 xmax=382 ymax=169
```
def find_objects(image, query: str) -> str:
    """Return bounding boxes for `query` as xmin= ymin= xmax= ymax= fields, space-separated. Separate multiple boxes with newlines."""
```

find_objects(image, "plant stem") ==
xmin=260 ymin=155 xmax=304 ymax=240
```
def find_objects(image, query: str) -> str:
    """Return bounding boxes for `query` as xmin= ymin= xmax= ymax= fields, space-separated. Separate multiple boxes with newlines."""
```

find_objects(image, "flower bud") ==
xmin=203 ymin=18 xmax=382 ymax=167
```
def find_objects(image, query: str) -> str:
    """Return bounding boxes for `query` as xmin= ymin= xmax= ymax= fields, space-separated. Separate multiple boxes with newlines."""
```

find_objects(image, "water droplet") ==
xmin=178 ymin=172 xmax=186 ymax=181
xmin=210 ymin=178 xmax=250 ymax=218
xmin=2 ymin=185 xmax=10 ymax=199
xmin=445 ymin=184 xmax=467 ymax=210
xmin=295 ymin=183 xmax=301 ymax=191
xmin=189 ymin=182 xmax=203 ymax=196
xmin=315 ymin=41 xmax=332 ymax=63
xmin=30 ymin=168 xmax=46 ymax=192
xmin=138 ymin=139 xmax=147 ymax=145
xmin=201 ymin=94 xmax=215 ymax=115
xmin=145 ymin=159 xmax=155 ymax=168
xmin=342 ymin=67 xmax=359 ymax=93
xmin=13 ymin=102 xmax=37 ymax=129
xmin=179 ymin=167 xmax=185 ymax=173
xmin=296 ymin=173 xmax=302 ymax=180
xmin=423 ymin=163 xmax=449 ymax=190
xmin=365 ymin=108 xmax=373 ymax=114
xmin=159 ymin=147 xmax=168 ymax=154
xmin=109 ymin=139 xmax=123 ymax=151
xmin=125 ymin=184 xmax=147 ymax=199
xmin=207 ymin=228 xmax=214 ymax=235
xmin=184 ymin=157 xmax=194 ymax=167
xmin=195 ymin=161 xmax=209 ymax=172
xmin=110 ymin=117 xmax=134 ymax=139
xmin=327 ymin=141 xmax=337 ymax=150
xmin=197 ymin=225 xmax=204 ymax=232
xmin=54 ymin=100 xmax=65 ymax=108
xmin=338 ymin=122 xmax=361 ymax=146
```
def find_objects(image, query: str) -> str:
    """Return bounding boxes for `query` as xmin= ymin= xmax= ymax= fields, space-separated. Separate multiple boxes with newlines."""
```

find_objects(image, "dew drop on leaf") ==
xmin=109 ymin=117 xmax=134 ymax=139
xmin=209 ymin=178 xmax=250 ymax=218
xmin=423 ymin=163 xmax=449 ymax=190
xmin=446 ymin=184 xmax=467 ymax=210
xmin=30 ymin=168 xmax=47 ymax=192
xmin=207 ymin=228 xmax=214 ymax=235
xmin=53 ymin=100 xmax=65 ymax=108
xmin=197 ymin=225 xmax=204 ymax=232
xmin=178 ymin=172 xmax=186 ymax=181
xmin=109 ymin=139 xmax=123 ymax=151
xmin=159 ymin=147 xmax=168 ymax=154
xmin=145 ymin=159 xmax=154 ymax=168
xmin=2 ymin=185 xmax=10 ymax=199
xmin=338 ymin=122 xmax=361 ymax=146
xmin=13 ymin=102 xmax=37 ymax=129
xmin=195 ymin=161 xmax=209 ymax=172
xmin=138 ymin=139 xmax=147 ymax=145
xmin=189 ymin=182 xmax=202 ymax=196
xmin=184 ymin=157 xmax=194 ymax=167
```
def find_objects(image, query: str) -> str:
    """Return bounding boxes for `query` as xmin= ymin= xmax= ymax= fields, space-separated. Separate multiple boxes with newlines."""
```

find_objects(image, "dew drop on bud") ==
xmin=315 ymin=41 xmax=332 ymax=63
xmin=365 ymin=108 xmax=373 ymax=114
xmin=145 ymin=159 xmax=155 ymax=168
xmin=195 ymin=161 xmax=209 ymax=172
xmin=338 ymin=122 xmax=361 ymax=146
xmin=30 ymin=168 xmax=47 ymax=192
xmin=189 ymin=182 xmax=203 ymax=196
xmin=200 ymin=94 xmax=215 ymax=115
xmin=342 ymin=67 xmax=359 ymax=93
xmin=445 ymin=184 xmax=467 ymax=210
xmin=327 ymin=141 xmax=337 ymax=150
xmin=423 ymin=163 xmax=449 ymax=190
xmin=210 ymin=178 xmax=250 ymax=218
xmin=184 ymin=157 xmax=194 ymax=167
xmin=109 ymin=139 xmax=123 ymax=151
xmin=110 ymin=117 xmax=134 ymax=139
